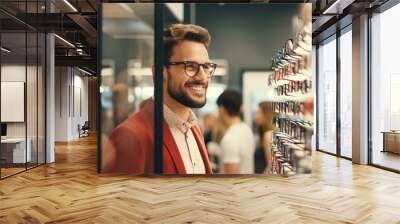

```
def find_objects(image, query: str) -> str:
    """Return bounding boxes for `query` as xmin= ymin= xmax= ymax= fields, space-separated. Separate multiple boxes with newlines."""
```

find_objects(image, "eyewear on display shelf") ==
xmin=275 ymin=118 xmax=307 ymax=142
xmin=284 ymin=39 xmax=294 ymax=54
xmin=274 ymin=80 xmax=311 ymax=96
xmin=269 ymin=30 xmax=312 ymax=177
xmin=271 ymin=66 xmax=310 ymax=85
xmin=273 ymin=132 xmax=307 ymax=162
xmin=271 ymin=35 xmax=311 ymax=77
xmin=273 ymin=70 xmax=311 ymax=83
xmin=272 ymin=101 xmax=305 ymax=115
xmin=294 ymin=32 xmax=311 ymax=52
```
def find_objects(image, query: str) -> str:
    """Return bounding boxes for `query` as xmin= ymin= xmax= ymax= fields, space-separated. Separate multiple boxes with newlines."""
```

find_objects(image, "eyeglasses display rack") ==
xmin=269 ymin=22 xmax=313 ymax=177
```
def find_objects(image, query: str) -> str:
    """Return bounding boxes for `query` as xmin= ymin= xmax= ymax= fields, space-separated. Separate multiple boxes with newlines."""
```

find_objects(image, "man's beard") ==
xmin=167 ymin=74 xmax=207 ymax=108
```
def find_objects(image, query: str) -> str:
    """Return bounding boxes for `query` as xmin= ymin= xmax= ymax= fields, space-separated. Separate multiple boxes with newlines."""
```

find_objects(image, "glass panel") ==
xmin=371 ymin=4 xmax=400 ymax=171
xmin=318 ymin=36 xmax=337 ymax=154
xmin=1 ymin=29 xmax=28 ymax=177
xmin=0 ymin=1 xmax=46 ymax=178
xmin=312 ymin=45 xmax=317 ymax=151
xmin=0 ymin=4 xmax=2 ymax=179
xmin=27 ymin=30 xmax=38 ymax=169
xmin=339 ymin=28 xmax=352 ymax=158
xmin=100 ymin=3 xmax=155 ymax=173
xmin=26 ymin=0 xmax=39 ymax=169
xmin=38 ymin=32 xmax=45 ymax=165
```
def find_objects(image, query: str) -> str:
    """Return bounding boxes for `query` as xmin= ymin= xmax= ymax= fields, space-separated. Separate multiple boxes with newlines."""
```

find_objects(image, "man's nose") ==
xmin=196 ymin=65 xmax=209 ymax=80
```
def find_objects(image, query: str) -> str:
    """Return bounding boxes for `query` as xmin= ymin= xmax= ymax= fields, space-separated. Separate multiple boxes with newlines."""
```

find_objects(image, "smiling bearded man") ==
xmin=103 ymin=24 xmax=216 ymax=174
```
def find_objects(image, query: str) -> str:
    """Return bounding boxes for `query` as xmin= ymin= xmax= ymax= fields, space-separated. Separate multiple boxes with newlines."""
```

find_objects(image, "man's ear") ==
xmin=218 ymin=106 xmax=224 ymax=116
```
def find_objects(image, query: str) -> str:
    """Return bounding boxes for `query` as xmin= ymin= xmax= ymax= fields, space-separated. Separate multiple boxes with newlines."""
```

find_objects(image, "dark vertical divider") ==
xmin=154 ymin=3 xmax=164 ymax=174
xmin=336 ymin=30 xmax=341 ymax=157
xmin=44 ymin=0 xmax=47 ymax=165
xmin=367 ymin=12 xmax=372 ymax=165
xmin=24 ymin=1 xmax=28 ymax=171
xmin=315 ymin=45 xmax=319 ymax=151
xmin=36 ymin=0 xmax=39 ymax=167
xmin=0 ymin=17 xmax=2 ymax=179
xmin=97 ymin=4 xmax=103 ymax=173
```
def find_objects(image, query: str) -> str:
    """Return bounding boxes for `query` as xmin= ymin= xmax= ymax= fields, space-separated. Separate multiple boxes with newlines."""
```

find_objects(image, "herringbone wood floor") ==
xmin=1 ymin=135 xmax=400 ymax=224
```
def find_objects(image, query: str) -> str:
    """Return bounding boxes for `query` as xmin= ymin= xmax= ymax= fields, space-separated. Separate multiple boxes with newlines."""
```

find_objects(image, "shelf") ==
xmin=276 ymin=114 xmax=313 ymax=126
xmin=268 ymin=93 xmax=313 ymax=103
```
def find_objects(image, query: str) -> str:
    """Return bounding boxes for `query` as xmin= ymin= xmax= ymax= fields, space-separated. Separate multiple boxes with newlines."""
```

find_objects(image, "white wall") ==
xmin=242 ymin=70 xmax=273 ymax=128
xmin=1 ymin=65 xmax=39 ymax=138
xmin=72 ymin=72 xmax=89 ymax=138
xmin=1 ymin=65 xmax=26 ymax=137
xmin=55 ymin=67 xmax=89 ymax=141
xmin=1 ymin=64 xmax=46 ymax=164
xmin=55 ymin=66 xmax=69 ymax=141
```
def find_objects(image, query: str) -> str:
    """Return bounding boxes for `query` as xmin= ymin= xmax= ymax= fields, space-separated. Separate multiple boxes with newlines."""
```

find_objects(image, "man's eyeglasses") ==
xmin=166 ymin=61 xmax=217 ymax=78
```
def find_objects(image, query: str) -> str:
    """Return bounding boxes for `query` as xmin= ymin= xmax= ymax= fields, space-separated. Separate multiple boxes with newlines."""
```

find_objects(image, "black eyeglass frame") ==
xmin=165 ymin=61 xmax=218 ymax=78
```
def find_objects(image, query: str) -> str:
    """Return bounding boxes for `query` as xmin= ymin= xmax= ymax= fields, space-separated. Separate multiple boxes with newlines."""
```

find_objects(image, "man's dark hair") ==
xmin=163 ymin=24 xmax=211 ymax=64
xmin=216 ymin=90 xmax=242 ymax=117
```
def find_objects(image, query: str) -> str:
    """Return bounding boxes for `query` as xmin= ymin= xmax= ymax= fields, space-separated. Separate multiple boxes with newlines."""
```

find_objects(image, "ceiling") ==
xmin=312 ymin=0 xmax=391 ymax=43
xmin=7 ymin=0 xmax=375 ymax=71
xmin=0 ymin=0 xmax=100 ymax=73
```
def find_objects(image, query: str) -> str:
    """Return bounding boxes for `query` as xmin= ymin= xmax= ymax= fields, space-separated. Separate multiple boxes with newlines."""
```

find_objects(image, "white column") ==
xmin=46 ymin=33 xmax=55 ymax=163
xmin=352 ymin=14 xmax=369 ymax=164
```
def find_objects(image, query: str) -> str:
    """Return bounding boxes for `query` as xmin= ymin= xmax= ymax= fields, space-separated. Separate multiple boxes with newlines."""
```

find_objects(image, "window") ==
xmin=371 ymin=3 xmax=400 ymax=171
xmin=339 ymin=27 xmax=352 ymax=158
xmin=317 ymin=36 xmax=337 ymax=154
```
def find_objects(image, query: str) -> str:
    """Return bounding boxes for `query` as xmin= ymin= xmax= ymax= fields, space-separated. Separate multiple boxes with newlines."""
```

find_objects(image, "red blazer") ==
xmin=102 ymin=99 xmax=212 ymax=174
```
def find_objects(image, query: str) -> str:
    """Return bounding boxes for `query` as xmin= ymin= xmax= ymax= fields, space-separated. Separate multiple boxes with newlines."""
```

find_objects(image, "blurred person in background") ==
xmin=202 ymin=113 xmax=226 ymax=145
xmin=203 ymin=113 xmax=217 ymax=146
xmin=217 ymin=90 xmax=255 ymax=174
xmin=202 ymin=113 xmax=226 ymax=173
xmin=112 ymin=83 xmax=130 ymax=126
xmin=254 ymin=101 xmax=277 ymax=174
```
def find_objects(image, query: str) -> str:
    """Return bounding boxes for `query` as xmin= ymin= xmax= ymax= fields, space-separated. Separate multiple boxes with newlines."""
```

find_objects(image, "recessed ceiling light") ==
xmin=54 ymin=34 xmax=75 ymax=48
xmin=78 ymin=67 xmax=93 ymax=76
xmin=322 ymin=0 xmax=353 ymax=15
xmin=63 ymin=0 xmax=78 ymax=12
xmin=1 ymin=47 xmax=11 ymax=53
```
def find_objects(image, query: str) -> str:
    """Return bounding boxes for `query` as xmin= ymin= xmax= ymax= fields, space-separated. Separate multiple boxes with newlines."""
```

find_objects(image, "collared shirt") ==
xmin=220 ymin=122 xmax=255 ymax=174
xmin=163 ymin=104 xmax=206 ymax=174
